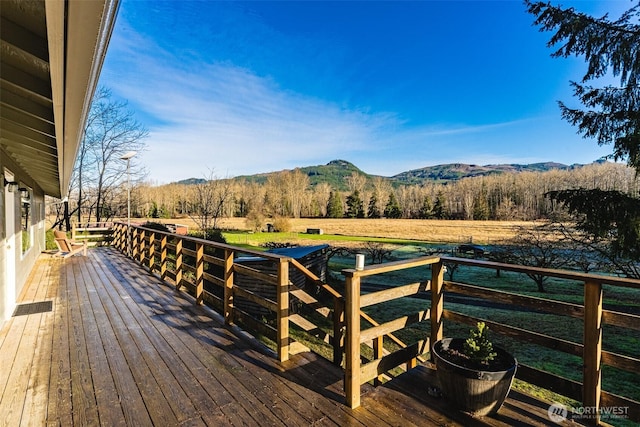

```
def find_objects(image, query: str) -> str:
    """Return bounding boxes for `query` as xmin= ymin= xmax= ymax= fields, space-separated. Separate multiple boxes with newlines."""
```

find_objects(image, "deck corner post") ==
xmin=277 ymin=258 xmax=290 ymax=362
xmin=430 ymin=259 xmax=444 ymax=358
xmin=223 ymin=249 xmax=234 ymax=325
xmin=195 ymin=242 xmax=204 ymax=305
xmin=344 ymin=271 xmax=361 ymax=408
xmin=583 ymin=280 xmax=603 ymax=426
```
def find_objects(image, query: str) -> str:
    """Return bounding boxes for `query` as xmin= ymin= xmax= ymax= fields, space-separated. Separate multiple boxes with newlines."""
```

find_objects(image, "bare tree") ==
xmin=71 ymin=87 xmax=148 ymax=223
xmin=188 ymin=170 xmax=233 ymax=238
xmin=490 ymin=222 xmax=571 ymax=292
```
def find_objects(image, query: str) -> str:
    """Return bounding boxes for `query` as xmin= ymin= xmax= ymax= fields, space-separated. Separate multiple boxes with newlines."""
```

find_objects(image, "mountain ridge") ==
xmin=175 ymin=159 xmax=587 ymax=189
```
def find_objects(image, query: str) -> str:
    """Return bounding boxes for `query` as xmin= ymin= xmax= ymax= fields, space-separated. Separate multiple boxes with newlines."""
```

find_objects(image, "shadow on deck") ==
xmin=0 ymin=247 xmax=576 ymax=426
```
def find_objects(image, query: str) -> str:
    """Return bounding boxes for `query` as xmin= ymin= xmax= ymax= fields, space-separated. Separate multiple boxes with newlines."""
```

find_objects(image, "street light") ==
xmin=120 ymin=151 xmax=136 ymax=256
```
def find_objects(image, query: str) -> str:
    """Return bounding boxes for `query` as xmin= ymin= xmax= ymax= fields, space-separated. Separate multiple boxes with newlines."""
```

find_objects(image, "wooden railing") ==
xmin=110 ymin=222 xmax=640 ymax=425
xmin=343 ymin=256 xmax=640 ymax=425
xmin=72 ymin=221 xmax=114 ymax=246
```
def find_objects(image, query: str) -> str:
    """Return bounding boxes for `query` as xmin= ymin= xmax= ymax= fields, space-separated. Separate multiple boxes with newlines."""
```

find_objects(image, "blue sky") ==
xmin=99 ymin=0 xmax=627 ymax=184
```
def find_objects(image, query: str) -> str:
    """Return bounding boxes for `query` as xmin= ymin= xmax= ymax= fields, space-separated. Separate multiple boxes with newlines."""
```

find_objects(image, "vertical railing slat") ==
xmin=148 ymin=231 xmax=155 ymax=272
xmin=175 ymin=239 xmax=183 ymax=290
xmin=332 ymin=297 xmax=344 ymax=366
xmin=138 ymin=229 xmax=146 ymax=265
xmin=277 ymin=259 xmax=290 ymax=362
xmin=223 ymin=249 xmax=234 ymax=325
xmin=583 ymin=280 xmax=603 ymax=426
xmin=160 ymin=234 xmax=167 ymax=280
xmin=195 ymin=242 xmax=204 ymax=305
xmin=430 ymin=261 xmax=444 ymax=354
xmin=344 ymin=271 xmax=361 ymax=409
xmin=373 ymin=336 xmax=383 ymax=386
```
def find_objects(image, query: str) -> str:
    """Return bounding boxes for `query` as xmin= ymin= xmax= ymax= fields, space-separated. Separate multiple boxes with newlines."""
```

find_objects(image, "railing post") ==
xmin=160 ymin=234 xmax=167 ymax=281
xmin=175 ymin=239 xmax=183 ymax=290
xmin=344 ymin=271 xmax=361 ymax=409
xmin=148 ymin=231 xmax=155 ymax=272
xmin=195 ymin=242 xmax=204 ymax=305
xmin=430 ymin=260 xmax=444 ymax=356
xmin=277 ymin=258 xmax=290 ymax=362
xmin=583 ymin=280 xmax=603 ymax=425
xmin=332 ymin=297 xmax=344 ymax=366
xmin=223 ymin=249 xmax=234 ymax=325
xmin=138 ymin=229 xmax=146 ymax=265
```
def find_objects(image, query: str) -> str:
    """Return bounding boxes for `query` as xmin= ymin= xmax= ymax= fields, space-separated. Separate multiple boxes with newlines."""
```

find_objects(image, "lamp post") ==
xmin=120 ymin=151 xmax=136 ymax=256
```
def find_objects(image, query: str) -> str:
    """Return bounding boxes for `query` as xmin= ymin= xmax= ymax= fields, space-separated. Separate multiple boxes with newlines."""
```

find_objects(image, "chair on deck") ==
xmin=54 ymin=230 xmax=87 ymax=258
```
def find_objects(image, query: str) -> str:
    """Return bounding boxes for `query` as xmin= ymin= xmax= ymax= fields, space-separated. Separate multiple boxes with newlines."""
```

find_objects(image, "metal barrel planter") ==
xmin=433 ymin=338 xmax=517 ymax=417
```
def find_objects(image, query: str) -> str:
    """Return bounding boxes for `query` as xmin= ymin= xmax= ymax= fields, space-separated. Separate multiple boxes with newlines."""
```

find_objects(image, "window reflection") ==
xmin=21 ymin=186 xmax=31 ymax=253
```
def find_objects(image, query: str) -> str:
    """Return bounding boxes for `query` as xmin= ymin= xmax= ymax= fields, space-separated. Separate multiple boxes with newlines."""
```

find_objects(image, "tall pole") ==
xmin=120 ymin=151 xmax=136 ymax=257
xmin=126 ymin=157 xmax=131 ymax=255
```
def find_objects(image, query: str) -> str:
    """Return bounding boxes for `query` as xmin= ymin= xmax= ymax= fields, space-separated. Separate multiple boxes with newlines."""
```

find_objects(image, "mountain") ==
xmin=175 ymin=177 xmax=207 ymax=185
xmin=175 ymin=160 xmax=574 ymax=188
xmin=234 ymin=159 xmax=378 ymax=190
xmin=391 ymin=162 xmax=570 ymax=185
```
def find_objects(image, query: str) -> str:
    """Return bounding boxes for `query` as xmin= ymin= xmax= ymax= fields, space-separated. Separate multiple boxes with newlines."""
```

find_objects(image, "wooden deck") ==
xmin=0 ymin=247 xmax=578 ymax=426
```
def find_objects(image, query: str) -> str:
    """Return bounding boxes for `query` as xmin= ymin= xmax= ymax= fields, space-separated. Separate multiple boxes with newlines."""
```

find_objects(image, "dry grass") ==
xmin=146 ymin=217 xmax=542 ymax=244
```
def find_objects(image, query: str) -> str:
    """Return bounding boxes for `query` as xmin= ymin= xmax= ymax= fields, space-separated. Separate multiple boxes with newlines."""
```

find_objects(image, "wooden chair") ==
xmin=54 ymin=230 xmax=87 ymax=258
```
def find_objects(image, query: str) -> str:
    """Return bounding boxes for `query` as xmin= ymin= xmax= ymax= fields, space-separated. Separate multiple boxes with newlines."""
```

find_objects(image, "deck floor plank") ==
xmin=1 ymin=248 xmax=583 ymax=427
xmin=67 ymin=260 xmax=101 ymax=426
xmin=76 ymin=258 xmax=128 ymax=427
xmin=96 ymin=251 xmax=260 ymax=426
xmin=76 ymin=257 xmax=154 ymax=427
xmin=0 ymin=258 xmax=48 ymax=426
xmin=20 ymin=258 xmax=58 ymax=426
xmin=46 ymin=257 xmax=73 ymax=427
xmin=85 ymin=258 xmax=180 ymax=427
xmin=102 ymin=254 xmax=290 ymax=427
xmin=89 ymin=254 xmax=206 ymax=426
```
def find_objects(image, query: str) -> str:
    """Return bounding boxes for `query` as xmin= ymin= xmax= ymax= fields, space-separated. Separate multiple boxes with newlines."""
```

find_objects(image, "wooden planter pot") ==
xmin=432 ymin=338 xmax=517 ymax=417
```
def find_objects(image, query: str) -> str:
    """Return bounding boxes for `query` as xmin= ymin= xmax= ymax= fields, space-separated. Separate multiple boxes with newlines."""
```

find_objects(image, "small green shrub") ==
xmin=464 ymin=321 xmax=497 ymax=366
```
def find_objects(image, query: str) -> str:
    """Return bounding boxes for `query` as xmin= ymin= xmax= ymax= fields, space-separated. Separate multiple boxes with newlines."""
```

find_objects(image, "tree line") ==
xmin=125 ymin=161 xmax=636 ymax=224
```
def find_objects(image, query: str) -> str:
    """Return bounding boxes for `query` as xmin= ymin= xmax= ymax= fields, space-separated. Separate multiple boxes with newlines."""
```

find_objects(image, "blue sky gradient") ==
xmin=99 ymin=0 xmax=626 ymax=184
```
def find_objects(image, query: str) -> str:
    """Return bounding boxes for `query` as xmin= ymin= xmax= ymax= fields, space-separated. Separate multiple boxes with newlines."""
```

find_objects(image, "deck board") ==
xmin=0 ymin=248 xmax=580 ymax=426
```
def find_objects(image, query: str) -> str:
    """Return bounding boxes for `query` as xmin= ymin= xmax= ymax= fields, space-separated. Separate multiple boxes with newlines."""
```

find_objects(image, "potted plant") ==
xmin=432 ymin=322 xmax=517 ymax=417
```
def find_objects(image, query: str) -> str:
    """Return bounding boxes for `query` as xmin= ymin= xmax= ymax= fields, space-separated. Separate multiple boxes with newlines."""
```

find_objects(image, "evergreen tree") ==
xmin=326 ymin=191 xmax=344 ymax=218
xmin=527 ymin=1 xmax=640 ymax=170
xmin=368 ymin=192 xmax=381 ymax=218
xmin=345 ymin=190 xmax=365 ymax=218
xmin=432 ymin=191 xmax=447 ymax=219
xmin=528 ymin=1 xmax=640 ymax=276
xmin=473 ymin=184 xmax=490 ymax=220
xmin=384 ymin=192 xmax=402 ymax=219
xmin=418 ymin=196 xmax=433 ymax=219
